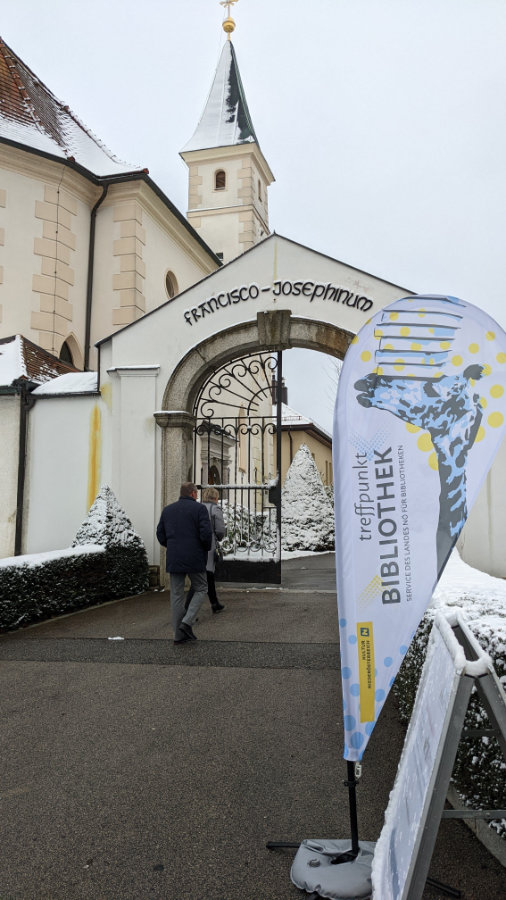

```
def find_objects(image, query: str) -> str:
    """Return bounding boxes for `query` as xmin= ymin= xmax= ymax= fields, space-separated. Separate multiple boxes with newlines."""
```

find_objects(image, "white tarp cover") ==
xmin=333 ymin=294 xmax=506 ymax=760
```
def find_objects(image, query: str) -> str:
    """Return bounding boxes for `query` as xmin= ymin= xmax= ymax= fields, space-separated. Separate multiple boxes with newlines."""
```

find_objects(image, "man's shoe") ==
xmin=174 ymin=636 xmax=191 ymax=645
xmin=180 ymin=621 xmax=197 ymax=640
xmin=211 ymin=601 xmax=224 ymax=613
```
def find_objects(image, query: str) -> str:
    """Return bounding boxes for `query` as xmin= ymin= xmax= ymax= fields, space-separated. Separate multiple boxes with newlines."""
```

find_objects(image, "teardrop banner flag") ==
xmin=333 ymin=294 xmax=506 ymax=761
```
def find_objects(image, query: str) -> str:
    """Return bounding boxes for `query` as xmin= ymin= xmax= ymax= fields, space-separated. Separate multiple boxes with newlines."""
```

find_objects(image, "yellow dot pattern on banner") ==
xmin=469 ymin=343 xmax=479 ymax=354
xmin=406 ymin=423 xmax=420 ymax=433
xmin=394 ymin=359 xmax=405 ymax=372
xmin=486 ymin=331 xmax=496 ymax=340
xmin=483 ymin=364 xmax=492 ymax=376
xmin=411 ymin=342 xmax=422 ymax=351
xmin=385 ymin=343 xmax=394 ymax=350
xmin=417 ymin=433 xmax=433 ymax=452
xmin=497 ymin=352 xmax=506 ymax=364
xmin=434 ymin=371 xmax=443 ymax=378
xmin=400 ymin=326 xmax=410 ymax=336
xmin=418 ymin=309 xmax=426 ymax=317
xmin=452 ymin=355 xmax=463 ymax=367
xmin=352 ymin=335 xmax=359 ymax=344
xmin=475 ymin=426 xmax=485 ymax=442
xmin=428 ymin=452 xmax=438 ymax=470
xmin=376 ymin=328 xmax=383 ymax=337
xmin=389 ymin=312 xmax=399 ymax=321
xmin=480 ymin=396 xmax=487 ymax=408
xmin=490 ymin=384 xmax=504 ymax=398
xmin=359 ymin=575 xmax=382 ymax=607
xmin=440 ymin=341 xmax=450 ymax=350
xmin=361 ymin=350 xmax=371 ymax=362
xmin=375 ymin=366 xmax=384 ymax=376
xmin=488 ymin=412 xmax=504 ymax=428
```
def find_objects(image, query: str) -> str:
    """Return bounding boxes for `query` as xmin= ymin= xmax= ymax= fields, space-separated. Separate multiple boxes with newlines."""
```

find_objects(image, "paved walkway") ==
xmin=0 ymin=555 xmax=504 ymax=899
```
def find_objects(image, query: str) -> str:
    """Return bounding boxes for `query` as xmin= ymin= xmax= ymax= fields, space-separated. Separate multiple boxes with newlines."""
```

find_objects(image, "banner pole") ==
xmin=328 ymin=761 xmax=361 ymax=864
xmin=346 ymin=761 xmax=360 ymax=858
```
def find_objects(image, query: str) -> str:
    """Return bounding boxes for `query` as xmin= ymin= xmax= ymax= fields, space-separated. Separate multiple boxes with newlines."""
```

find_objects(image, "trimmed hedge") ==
xmin=394 ymin=606 xmax=506 ymax=841
xmin=0 ymin=486 xmax=149 ymax=631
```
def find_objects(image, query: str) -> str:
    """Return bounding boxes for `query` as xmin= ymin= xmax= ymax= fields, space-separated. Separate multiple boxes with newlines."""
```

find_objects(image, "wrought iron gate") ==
xmin=193 ymin=351 xmax=282 ymax=583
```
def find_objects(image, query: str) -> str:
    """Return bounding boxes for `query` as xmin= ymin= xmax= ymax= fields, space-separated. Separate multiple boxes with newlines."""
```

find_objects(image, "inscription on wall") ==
xmin=183 ymin=279 xmax=374 ymax=326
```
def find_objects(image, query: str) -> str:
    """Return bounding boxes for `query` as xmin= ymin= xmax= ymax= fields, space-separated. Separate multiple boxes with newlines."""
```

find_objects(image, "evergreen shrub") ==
xmin=0 ymin=486 xmax=149 ymax=631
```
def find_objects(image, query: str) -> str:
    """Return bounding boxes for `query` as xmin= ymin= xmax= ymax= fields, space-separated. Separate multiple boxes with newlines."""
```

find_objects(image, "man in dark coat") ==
xmin=156 ymin=482 xmax=212 ymax=644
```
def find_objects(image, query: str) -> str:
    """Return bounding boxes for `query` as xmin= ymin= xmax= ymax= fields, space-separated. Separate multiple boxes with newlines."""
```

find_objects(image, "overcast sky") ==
xmin=3 ymin=1 xmax=506 ymax=431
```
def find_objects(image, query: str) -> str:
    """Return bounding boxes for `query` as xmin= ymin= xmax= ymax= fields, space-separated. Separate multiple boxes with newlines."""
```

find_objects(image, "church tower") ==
xmin=180 ymin=3 xmax=274 ymax=264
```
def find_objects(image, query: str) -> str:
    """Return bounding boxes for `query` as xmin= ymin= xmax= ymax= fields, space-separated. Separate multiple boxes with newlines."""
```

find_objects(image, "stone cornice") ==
xmin=187 ymin=203 xmax=269 ymax=234
xmin=154 ymin=410 xmax=195 ymax=429
xmin=0 ymin=144 xmax=101 ymax=205
xmin=181 ymin=143 xmax=275 ymax=186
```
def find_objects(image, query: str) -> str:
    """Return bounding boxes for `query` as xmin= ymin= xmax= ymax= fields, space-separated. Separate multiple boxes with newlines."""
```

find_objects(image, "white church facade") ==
xmin=0 ymin=25 xmax=504 ymax=579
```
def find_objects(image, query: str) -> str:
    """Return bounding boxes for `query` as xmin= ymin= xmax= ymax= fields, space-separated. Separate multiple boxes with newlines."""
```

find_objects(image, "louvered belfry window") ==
xmin=215 ymin=169 xmax=226 ymax=190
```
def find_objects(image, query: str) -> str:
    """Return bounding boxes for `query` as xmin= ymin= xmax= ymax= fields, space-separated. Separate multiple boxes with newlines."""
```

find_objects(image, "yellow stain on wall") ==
xmin=87 ymin=405 xmax=101 ymax=510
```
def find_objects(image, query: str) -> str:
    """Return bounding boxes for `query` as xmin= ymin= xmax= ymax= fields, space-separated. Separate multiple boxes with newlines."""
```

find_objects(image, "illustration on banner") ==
xmin=352 ymin=295 xmax=502 ymax=576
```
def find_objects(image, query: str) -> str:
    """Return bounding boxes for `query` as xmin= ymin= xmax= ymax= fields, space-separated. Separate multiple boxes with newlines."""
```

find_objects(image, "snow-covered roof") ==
xmin=181 ymin=41 xmax=258 ymax=152
xmin=0 ymin=36 xmax=143 ymax=178
xmin=0 ymin=335 xmax=78 ymax=387
xmin=277 ymin=403 xmax=332 ymax=441
xmin=32 ymin=371 xmax=98 ymax=395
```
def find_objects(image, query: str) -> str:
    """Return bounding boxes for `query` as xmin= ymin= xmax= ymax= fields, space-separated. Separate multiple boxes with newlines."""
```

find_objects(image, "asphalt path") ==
xmin=0 ymin=554 xmax=504 ymax=899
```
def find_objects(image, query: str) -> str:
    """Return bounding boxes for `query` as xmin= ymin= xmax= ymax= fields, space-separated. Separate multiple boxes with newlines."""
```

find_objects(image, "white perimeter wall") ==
xmin=25 ymin=395 xmax=100 ymax=553
xmin=0 ymin=395 xmax=20 ymax=557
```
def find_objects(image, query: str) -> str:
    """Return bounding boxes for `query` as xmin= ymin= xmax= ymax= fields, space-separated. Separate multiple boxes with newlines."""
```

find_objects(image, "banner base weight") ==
xmin=290 ymin=838 xmax=375 ymax=900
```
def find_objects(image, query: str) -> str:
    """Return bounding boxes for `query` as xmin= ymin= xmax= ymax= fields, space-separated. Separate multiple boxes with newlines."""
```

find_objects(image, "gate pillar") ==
xmin=154 ymin=410 xmax=196 ymax=507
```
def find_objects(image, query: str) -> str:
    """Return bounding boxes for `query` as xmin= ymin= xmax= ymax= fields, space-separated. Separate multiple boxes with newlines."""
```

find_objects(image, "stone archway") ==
xmin=155 ymin=309 xmax=352 ymax=508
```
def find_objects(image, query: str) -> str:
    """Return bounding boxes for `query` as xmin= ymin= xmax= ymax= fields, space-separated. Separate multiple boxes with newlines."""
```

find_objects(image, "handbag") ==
xmin=211 ymin=505 xmax=224 ymax=563
xmin=214 ymin=543 xmax=224 ymax=564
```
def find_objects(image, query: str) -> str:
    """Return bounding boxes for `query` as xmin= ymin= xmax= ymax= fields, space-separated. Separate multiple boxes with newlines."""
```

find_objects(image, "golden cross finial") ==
xmin=220 ymin=0 xmax=238 ymax=40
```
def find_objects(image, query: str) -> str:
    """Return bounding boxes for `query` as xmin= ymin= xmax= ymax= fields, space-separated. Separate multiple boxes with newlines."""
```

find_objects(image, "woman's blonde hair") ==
xmin=202 ymin=487 xmax=219 ymax=503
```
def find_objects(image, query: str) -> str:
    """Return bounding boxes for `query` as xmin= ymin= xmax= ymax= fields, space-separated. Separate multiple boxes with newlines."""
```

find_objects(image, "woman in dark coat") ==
xmin=186 ymin=486 xmax=226 ymax=613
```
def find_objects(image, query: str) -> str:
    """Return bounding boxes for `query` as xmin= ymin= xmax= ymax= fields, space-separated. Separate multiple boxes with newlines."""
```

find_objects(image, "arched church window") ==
xmin=208 ymin=465 xmax=221 ymax=485
xmin=59 ymin=340 xmax=73 ymax=365
xmin=165 ymin=271 xmax=179 ymax=300
xmin=215 ymin=169 xmax=226 ymax=190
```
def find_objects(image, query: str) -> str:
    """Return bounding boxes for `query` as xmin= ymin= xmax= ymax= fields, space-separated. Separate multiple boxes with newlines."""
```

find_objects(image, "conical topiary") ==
xmin=73 ymin=485 xmax=149 ymax=593
xmin=281 ymin=444 xmax=335 ymax=551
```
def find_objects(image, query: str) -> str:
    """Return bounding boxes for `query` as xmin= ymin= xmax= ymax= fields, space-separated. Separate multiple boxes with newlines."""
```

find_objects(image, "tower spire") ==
xmin=220 ymin=0 xmax=238 ymax=40
xmin=181 ymin=6 xmax=274 ymax=263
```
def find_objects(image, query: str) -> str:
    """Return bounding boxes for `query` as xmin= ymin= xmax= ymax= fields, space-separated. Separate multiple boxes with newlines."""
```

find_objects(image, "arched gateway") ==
xmin=97 ymin=234 xmax=409 ymax=575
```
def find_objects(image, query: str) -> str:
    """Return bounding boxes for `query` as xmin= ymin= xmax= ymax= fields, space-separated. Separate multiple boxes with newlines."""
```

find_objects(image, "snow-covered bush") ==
xmin=281 ymin=444 xmax=335 ymax=551
xmin=0 ymin=486 xmax=148 ymax=631
xmin=0 ymin=545 xmax=106 ymax=630
xmin=394 ymin=551 xmax=506 ymax=841
xmin=73 ymin=485 xmax=149 ymax=592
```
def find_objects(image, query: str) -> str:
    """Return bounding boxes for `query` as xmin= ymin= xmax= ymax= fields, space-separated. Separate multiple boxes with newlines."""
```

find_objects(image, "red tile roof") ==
xmin=0 ymin=36 xmax=142 ymax=177
xmin=0 ymin=335 xmax=79 ymax=386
